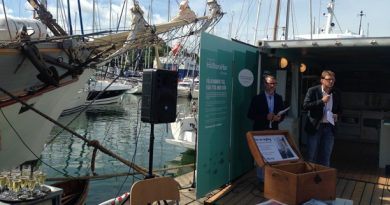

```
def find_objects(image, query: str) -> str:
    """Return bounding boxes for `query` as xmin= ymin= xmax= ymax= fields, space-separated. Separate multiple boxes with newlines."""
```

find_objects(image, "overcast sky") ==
xmin=2 ymin=0 xmax=390 ymax=44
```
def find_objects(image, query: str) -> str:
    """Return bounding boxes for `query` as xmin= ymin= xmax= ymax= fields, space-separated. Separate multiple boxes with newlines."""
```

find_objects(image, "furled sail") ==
xmin=86 ymin=0 xmax=223 ymax=63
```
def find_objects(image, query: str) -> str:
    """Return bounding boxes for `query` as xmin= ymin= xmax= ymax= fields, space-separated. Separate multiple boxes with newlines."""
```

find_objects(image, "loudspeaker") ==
xmin=141 ymin=69 xmax=178 ymax=123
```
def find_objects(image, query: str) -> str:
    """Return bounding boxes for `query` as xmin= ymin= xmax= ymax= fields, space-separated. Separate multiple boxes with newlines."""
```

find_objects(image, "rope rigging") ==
xmin=0 ymin=86 xmax=150 ymax=176
xmin=0 ymin=0 xmax=223 ymax=196
xmin=233 ymin=0 xmax=247 ymax=39
xmin=263 ymin=0 xmax=273 ymax=39
xmin=0 ymin=108 xmax=75 ymax=178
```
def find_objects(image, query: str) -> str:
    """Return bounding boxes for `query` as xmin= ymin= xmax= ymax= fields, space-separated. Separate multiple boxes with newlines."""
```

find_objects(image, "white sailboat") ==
xmin=0 ymin=1 xmax=99 ymax=170
xmin=166 ymin=112 xmax=197 ymax=150
xmin=191 ymin=82 xmax=199 ymax=99
xmin=177 ymin=80 xmax=193 ymax=98
xmin=0 ymin=0 xmax=142 ymax=170
xmin=165 ymin=98 xmax=198 ymax=150
xmin=126 ymin=78 xmax=143 ymax=94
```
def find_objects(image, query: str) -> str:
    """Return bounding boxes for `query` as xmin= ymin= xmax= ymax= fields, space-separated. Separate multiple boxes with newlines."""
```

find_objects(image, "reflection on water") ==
xmin=167 ymin=149 xmax=196 ymax=176
xmin=40 ymin=94 xmax=195 ymax=204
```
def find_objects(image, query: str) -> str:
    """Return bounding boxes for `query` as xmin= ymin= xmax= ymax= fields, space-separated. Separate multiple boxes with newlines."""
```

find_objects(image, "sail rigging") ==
xmin=86 ymin=0 xmax=223 ymax=63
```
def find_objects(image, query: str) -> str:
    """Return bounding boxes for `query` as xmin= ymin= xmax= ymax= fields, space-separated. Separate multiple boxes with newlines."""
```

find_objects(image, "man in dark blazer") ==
xmin=247 ymin=74 xmax=286 ymax=189
xmin=247 ymin=75 xmax=285 ymax=130
xmin=303 ymin=70 xmax=342 ymax=167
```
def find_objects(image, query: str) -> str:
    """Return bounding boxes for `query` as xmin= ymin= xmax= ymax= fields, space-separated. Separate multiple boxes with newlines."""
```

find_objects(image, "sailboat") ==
xmin=191 ymin=81 xmax=199 ymax=99
xmin=166 ymin=101 xmax=198 ymax=150
xmin=0 ymin=15 xmax=85 ymax=171
xmin=0 ymin=0 xmax=131 ymax=171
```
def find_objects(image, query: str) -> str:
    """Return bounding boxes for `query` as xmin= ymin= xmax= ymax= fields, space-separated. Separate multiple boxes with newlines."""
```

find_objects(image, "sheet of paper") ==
xmin=277 ymin=106 xmax=290 ymax=116
xmin=254 ymin=135 xmax=299 ymax=163
xmin=327 ymin=110 xmax=335 ymax=125
xmin=268 ymin=107 xmax=290 ymax=128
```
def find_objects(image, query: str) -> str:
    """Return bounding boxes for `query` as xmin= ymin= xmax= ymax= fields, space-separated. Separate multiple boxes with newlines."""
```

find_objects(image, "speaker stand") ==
xmin=146 ymin=123 xmax=155 ymax=179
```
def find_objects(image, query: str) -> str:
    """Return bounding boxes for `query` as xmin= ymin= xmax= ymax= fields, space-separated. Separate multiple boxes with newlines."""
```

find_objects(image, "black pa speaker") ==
xmin=141 ymin=69 xmax=178 ymax=123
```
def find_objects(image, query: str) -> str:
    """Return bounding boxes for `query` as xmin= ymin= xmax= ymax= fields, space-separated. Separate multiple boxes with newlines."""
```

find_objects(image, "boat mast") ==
xmin=67 ymin=0 xmax=73 ymax=35
xmin=272 ymin=0 xmax=281 ymax=40
xmin=228 ymin=13 xmax=233 ymax=39
xmin=324 ymin=0 xmax=335 ymax=34
xmin=92 ymin=0 xmax=95 ymax=33
xmin=358 ymin=10 xmax=365 ymax=35
xmin=284 ymin=0 xmax=290 ymax=40
xmin=147 ymin=0 xmax=153 ymax=68
xmin=309 ymin=0 xmax=313 ymax=39
xmin=109 ymin=0 xmax=112 ymax=31
xmin=168 ymin=0 xmax=171 ymax=21
xmin=56 ymin=0 xmax=59 ymax=21
xmin=124 ymin=0 xmax=128 ymax=30
xmin=74 ymin=11 xmax=77 ymax=34
xmin=77 ymin=0 xmax=84 ymax=35
xmin=166 ymin=0 xmax=171 ymax=61
xmin=253 ymin=0 xmax=261 ymax=45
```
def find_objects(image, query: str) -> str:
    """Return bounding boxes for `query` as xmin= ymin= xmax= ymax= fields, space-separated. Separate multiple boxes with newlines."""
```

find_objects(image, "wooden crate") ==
xmin=247 ymin=130 xmax=336 ymax=205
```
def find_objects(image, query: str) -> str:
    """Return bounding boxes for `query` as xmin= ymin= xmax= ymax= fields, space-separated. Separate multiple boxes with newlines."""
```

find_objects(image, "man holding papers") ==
xmin=303 ymin=70 xmax=342 ymax=167
xmin=247 ymin=74 xmax=286 ymax=130
xmin=247 ymin=74 xmax=287 ymax=190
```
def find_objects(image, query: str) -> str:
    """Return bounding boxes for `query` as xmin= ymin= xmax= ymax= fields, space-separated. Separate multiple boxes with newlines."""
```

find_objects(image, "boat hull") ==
xmin=0 ymin=69 xmax=94 ymax=170
xmin=51 ymin=179 xmax=89 ymax=205
xmin=0 ymin=43 xmax=88 ymax=101
xmin=166 ymin=116 xmax=197 ymax=150
xmin=126 ymin=83 xmax=142 ymax=95
xmin=61 ymin=78 xmax=131 ymax=115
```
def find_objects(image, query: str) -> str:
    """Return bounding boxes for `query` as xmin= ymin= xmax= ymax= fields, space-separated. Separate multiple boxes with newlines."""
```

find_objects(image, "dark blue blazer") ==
xmin=303 ymin=85 xmax=342 ymax=134
xmin=247 ymin=92 xmax=285 ymax=130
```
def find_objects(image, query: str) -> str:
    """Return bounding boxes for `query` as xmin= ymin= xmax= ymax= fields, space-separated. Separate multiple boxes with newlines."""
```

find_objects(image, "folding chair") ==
xmin=129 ymin=176 xmax=180 ymax=205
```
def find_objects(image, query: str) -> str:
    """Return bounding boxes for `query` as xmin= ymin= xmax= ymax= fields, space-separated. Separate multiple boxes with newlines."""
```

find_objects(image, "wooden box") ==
xmin=246 ymin=130 xmax=336 ymax=205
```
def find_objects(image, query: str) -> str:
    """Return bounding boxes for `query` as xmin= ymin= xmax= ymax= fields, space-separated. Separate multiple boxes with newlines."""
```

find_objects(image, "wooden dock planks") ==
xmin=371 ymin=184 xmax=384 ymax=205
xmin=176 ymin=170 xmax=390 ymax=205
xmin=336 ymin=178 xmax=348 ymax=197
xmin=360 ymin=183 xmax=374 ymax=205
xmin=350 ymin=181 xmax=365 ymax=204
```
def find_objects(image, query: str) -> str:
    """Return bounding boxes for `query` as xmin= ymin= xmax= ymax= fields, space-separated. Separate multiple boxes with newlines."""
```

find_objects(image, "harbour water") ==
xmin=40 ymin=94 xmax=195 ymax=204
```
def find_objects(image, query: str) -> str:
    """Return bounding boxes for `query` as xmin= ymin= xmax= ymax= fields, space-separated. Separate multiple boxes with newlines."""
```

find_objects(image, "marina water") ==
xmin=40 ymin=94 xmax=195 ymax=204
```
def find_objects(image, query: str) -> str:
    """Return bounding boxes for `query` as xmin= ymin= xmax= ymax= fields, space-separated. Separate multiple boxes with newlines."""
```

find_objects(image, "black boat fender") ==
xmin=21 ymin=43 xmax=59 ymax=86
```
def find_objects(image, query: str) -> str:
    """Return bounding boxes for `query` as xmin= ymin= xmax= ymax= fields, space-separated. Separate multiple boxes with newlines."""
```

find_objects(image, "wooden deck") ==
xmin=175 ymin=140 xmax=390 ymax=205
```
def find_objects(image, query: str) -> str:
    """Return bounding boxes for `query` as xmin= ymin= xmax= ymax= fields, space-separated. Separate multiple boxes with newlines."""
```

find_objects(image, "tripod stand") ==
xmin=146 ymin=123 xmax=155 ymax=179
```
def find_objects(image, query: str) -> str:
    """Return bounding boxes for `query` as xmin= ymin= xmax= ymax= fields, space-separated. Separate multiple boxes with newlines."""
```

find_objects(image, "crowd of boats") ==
xmin=61 ymin=65 xmax=199 ymax=116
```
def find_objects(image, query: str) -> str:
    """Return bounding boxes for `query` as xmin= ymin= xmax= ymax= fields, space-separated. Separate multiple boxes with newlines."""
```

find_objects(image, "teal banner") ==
xmin=196 ymin=33 xmax=258 ymax=198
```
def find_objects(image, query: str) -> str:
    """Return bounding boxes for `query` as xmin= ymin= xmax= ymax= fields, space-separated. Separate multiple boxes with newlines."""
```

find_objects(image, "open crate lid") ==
xmin=246 ymin=130 xmax=304 ymax=167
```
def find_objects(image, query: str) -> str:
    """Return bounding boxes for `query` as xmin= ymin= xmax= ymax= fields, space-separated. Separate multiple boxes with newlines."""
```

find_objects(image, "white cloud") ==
xmin=0 ymin=4 xmax=14 ymax=16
